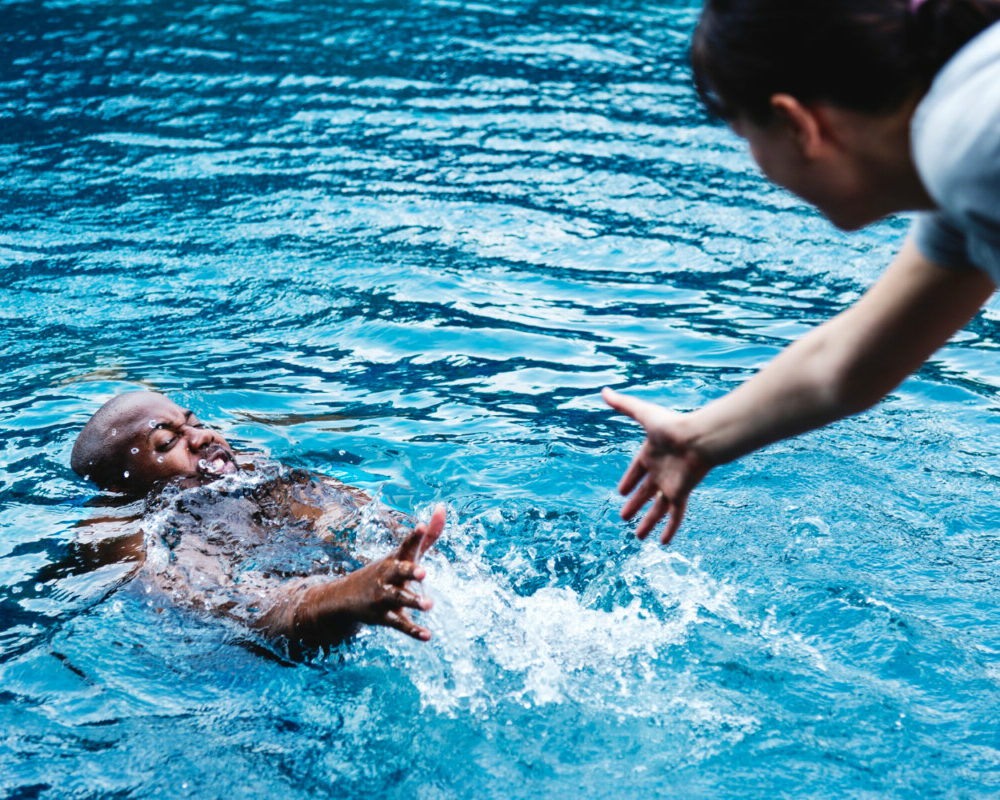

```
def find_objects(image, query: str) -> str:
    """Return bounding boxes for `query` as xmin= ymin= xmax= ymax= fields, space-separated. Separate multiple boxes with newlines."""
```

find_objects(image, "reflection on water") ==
xmin=3 ymin=0 xmax=1000 ymax=797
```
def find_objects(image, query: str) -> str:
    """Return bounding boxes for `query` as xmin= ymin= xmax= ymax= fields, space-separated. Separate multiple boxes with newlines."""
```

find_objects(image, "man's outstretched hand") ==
xmin=341 ymin=503 xmax=445 ymax=640
xmin=292 ymin=504 xmax=446 ymax=643
xmin=602 ymin=388 xmax=711 ymax=545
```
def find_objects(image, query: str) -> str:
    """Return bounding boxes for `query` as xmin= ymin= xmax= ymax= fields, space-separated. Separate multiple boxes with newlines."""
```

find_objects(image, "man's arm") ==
xmin=254 ymin=505 xmax=446 ymax=644
xmin=44 ymin=511 xmax=146 ymax=582
xmin=604 ymin=238 xmax=996 ymax=543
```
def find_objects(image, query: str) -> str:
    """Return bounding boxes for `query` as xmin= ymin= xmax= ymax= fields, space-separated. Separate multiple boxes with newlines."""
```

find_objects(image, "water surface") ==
xmin=3 ymin=1 xmax=1000 ymax=797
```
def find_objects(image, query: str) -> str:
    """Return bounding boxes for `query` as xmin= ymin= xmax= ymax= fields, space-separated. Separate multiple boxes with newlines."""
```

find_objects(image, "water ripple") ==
xmin=3 ymin=0 xmax=1000 ymax=797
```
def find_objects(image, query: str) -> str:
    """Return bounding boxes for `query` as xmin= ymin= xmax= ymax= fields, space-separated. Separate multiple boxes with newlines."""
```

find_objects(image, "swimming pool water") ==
xmin=3 ymin=1 xmax=1000 ymax=797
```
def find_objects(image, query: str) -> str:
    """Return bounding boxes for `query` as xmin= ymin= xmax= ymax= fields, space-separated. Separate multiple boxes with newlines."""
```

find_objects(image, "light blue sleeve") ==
xmin=911 ymin=98 xmax=1000 ymax=282
xmin=910 ymin=22 xmax=1000 ymax=284
xmin=910 ymin=212 xmax=977 ymax=271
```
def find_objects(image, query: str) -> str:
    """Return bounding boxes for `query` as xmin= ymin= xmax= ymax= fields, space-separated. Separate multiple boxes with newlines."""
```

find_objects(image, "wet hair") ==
xmin=71 ymin=392 xmax=154 ymax=490
xmin=691 ymin=0 xmax=1000 ymax=123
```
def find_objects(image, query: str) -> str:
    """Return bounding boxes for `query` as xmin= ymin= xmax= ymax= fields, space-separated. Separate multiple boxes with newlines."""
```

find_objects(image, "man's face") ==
xmin=111 ymin=393 xmax=238 ymax=492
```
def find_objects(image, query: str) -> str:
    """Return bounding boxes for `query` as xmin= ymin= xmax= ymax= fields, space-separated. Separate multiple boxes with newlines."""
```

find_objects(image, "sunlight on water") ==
xmin=3 ymin=0 xmax=1000 ymax=797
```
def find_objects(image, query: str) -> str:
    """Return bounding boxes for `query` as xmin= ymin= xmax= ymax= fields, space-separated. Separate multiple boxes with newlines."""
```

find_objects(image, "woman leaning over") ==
xmin=604 ymin=0 xmax=1000 ymax=542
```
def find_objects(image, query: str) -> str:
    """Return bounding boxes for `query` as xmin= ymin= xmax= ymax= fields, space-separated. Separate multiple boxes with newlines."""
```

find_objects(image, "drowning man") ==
xmin=69 ymin=390 xmax=445 ymax=651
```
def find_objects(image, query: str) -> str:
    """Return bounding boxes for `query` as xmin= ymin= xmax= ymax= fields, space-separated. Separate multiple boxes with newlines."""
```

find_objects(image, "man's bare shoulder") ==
xmin=72 ymin=498 xmax=145 ymax=567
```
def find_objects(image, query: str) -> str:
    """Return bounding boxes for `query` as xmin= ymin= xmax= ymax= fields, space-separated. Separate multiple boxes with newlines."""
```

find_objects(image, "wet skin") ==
xmin=114 ymin=393 xmax=238 ymax=493
xmin=82 ymin=391 xmax=445 ymax=643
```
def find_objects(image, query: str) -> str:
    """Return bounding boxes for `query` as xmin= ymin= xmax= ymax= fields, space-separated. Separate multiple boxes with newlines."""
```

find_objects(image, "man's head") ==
xmin=71 ymin=391 xmax=238 ymax=494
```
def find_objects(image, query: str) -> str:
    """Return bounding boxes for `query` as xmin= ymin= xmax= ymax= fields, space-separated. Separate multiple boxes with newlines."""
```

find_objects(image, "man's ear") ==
xmin=769 ymin=93 xmax=825 ymax=159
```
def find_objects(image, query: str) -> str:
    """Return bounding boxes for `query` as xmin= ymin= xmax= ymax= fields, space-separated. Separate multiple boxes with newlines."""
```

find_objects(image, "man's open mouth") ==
xmin=197 ymin=445 xmax=238 ymax=476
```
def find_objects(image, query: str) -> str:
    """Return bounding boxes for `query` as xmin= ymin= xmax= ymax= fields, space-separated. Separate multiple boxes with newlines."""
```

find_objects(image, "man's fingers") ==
xmin=384 ymin=610 xmax=431 ymax=641
xmin=417 ymin=504 xmax=446 ymax=559
xmin=620 ymin=477 xmax=659 ymax=522
xmin=398 ymin=504 xmax=446 ymax=563
xmin=395 ymin=527 xmax=425 ymax=563
xmin=635 ymin=491 xmax=671 ymax=540
xmin=384 ymin=585 xmax=431 ymax=611
xmin=388 ymin=559 xmax=425 ymax=583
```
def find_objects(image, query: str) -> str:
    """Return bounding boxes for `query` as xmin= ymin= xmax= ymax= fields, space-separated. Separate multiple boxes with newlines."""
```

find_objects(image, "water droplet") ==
xmin=111 ymin=428 xmax=117 ymax=436
xmin=130 ymin=447 xmax=139 ymax=454
xmin=148 ymin=419 xmax=157 ymax=428
xmin=34 ymin=583 xmax=44 ymax=592
xmin=157 ymin=457 xmax=164 ymax=463
xmin=83 ymin=474 xmax=90 ymax=481
xmin=123 ymin=470 xmax=130 ymax=479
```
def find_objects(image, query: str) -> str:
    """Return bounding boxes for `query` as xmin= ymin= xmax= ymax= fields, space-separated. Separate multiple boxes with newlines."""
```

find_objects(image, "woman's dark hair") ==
xmin=692 ymin=0 xmax=1000 ymax=123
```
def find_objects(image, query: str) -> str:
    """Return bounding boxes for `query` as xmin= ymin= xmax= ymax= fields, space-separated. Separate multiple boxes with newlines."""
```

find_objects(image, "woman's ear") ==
xmin=769 ymin=93 xmax=825 ymax=159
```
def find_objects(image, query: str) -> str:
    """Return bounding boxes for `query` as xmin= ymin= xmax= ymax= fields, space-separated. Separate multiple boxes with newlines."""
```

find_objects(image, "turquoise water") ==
xmin=3 ymin=0 xmax=1000 ymax=796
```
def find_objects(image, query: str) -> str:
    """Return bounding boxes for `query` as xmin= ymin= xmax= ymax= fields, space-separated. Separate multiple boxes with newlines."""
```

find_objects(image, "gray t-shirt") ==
xmin=911 ymin=20 xmax=1000 ymax=283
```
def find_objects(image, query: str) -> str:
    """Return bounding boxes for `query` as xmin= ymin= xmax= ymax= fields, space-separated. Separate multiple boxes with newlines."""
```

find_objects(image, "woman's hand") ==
xmin=602 ymin=388 xmax=711 ymax=545
xmin=602 ymin=245 xmax=995 ymax=545
xmin=291 ymin=504 xmax=446 ymax=643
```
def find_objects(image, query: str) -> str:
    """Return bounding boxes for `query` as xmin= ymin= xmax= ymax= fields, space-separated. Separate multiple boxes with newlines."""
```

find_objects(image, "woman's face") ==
xmin=732 ymin=111 xmax=893 ymax=231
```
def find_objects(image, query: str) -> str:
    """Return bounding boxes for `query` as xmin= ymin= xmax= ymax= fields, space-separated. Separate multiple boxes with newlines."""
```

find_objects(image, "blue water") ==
xmin=3 ymin=0 xmax=1000 ymax=796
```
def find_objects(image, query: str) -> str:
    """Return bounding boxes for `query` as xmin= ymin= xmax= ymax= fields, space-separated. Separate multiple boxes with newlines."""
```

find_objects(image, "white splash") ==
xmin=368 ymin=512 xmax=759 ymax=747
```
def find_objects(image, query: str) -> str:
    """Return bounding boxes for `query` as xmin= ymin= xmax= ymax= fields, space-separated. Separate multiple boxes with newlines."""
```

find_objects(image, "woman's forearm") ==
xmin=681 ymin=240 xmax=994 ymax=466
xmin=682 ymin=322 xmax=865 ymax=465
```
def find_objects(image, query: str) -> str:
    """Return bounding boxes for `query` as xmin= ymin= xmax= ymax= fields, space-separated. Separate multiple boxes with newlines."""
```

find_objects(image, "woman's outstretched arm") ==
xmin=604 ymin=237 xmax=995 ymax=544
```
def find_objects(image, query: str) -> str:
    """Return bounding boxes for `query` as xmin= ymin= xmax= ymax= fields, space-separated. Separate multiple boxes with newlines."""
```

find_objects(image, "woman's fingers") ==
xmin=603 ymin=388 xmax=673 ymax=438
xmin=621 ymin=464 xmax=692 ymax=544
xmin=604 ymin=388 xmax=676 ymax=492
xmin=635 ymin=491 xmax=671 ymax=539
xmin=604 ymin=387 xmax=705 ymax=546
xmin=620 ymin=476 xmax=659 ymax=522
xmin=660 ymin=495 xmax=687 ymax=546
xmin=602 ymin=387 xmax=659 ymax=426
xmin=628 ymin=490 xmax=687 ymax=543
xmin=618 ymin=450 xmax=648 ymax=496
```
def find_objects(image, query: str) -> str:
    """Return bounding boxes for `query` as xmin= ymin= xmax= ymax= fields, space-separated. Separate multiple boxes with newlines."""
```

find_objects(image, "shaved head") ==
xmin=71 ymin=392 xmax=165 ymax=489
xmin=72 ymin=391 xmax=237 ymax=494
